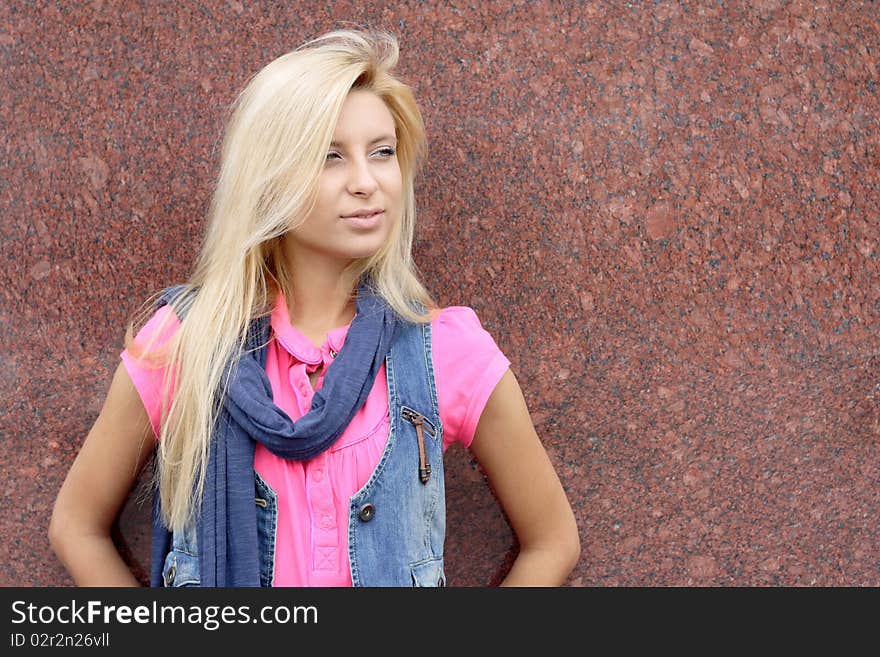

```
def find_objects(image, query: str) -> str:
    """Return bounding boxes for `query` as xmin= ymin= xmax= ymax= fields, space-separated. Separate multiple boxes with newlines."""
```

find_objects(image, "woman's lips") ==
xmin=340 ymin=210 xmax=384 ymax=229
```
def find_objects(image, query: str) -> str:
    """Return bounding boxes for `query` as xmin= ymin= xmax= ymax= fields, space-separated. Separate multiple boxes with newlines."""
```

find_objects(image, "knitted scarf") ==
xmin=151 ymin=284 xmax=399 ymax=586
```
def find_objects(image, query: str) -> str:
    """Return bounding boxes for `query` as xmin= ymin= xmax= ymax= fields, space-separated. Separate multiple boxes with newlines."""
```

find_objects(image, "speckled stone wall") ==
xmin=2 ymin=2 xmax=877 ymax=586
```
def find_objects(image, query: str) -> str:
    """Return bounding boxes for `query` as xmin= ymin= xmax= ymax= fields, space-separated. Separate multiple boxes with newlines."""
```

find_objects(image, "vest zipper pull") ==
xmin=402 ymin=408 xmax=432 ymax=484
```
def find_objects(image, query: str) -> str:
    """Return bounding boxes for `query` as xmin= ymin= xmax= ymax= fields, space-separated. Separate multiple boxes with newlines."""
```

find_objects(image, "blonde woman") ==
xmin=49 ymin=29 xmax=580 ymax=587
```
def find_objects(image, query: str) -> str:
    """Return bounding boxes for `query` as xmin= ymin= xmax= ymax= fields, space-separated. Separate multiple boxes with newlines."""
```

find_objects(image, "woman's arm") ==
xmin=468 ymin=369 xmax=581 ymax=586
xmin=49 ymin=361 xmax=157 ymax=586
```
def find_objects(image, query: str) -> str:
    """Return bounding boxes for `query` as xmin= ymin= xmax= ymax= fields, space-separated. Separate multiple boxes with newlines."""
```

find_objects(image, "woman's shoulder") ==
xmin=124 ymin=303 xmax=182 ymax=364
xmin=429 ymin=305 xmax=485 ymax=330
xmin=428 ymin=305 xmax=511 ymax=449
xmin=429 ymin=305 xmax=505 ymax=357
xmin=126 ymin=284 xmax=196 ymax=349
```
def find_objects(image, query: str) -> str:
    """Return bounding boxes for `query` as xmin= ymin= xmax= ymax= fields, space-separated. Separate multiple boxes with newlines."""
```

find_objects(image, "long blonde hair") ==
xmin=127 ymin=29 xmax=433 ymax=532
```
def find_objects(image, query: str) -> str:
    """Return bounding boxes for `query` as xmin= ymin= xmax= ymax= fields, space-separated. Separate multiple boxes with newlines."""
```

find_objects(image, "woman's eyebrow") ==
xmin=330 ymin=134 xmax=397 ymax=148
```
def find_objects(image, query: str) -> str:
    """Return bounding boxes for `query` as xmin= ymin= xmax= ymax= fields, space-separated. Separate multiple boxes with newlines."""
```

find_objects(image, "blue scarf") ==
xmin=151 ymin=284 xmax=399 ymax=586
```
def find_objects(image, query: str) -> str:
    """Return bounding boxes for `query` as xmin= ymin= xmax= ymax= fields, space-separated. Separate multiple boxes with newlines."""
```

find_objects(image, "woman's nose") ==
xmin=347 ymin=158 xmax=379 ymax=196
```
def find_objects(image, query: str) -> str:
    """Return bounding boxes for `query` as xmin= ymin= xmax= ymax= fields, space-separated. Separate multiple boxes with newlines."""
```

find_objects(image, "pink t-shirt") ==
xmin=121 ymin=293 xmax=510 ymax=586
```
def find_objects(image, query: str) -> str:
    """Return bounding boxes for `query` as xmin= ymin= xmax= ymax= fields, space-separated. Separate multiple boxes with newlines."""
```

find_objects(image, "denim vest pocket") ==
xmin=400 ymin=405 xmax=438 ymax=443
xmin=162 ymin=521 xmax=200 ymax=587
xmin=409 ymin=556 xmax=446 ymax=587
xmin=255 ymin=470 xmax=278 ymax=587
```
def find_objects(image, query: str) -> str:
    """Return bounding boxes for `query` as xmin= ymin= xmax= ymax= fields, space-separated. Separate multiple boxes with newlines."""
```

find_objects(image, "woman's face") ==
xmin=288 ymin=89 xmax=402 ymax=267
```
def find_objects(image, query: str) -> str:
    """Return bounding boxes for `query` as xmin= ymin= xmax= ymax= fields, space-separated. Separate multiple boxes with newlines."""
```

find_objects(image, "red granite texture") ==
xmin=1 ymin=2 xmax=877 ymax=586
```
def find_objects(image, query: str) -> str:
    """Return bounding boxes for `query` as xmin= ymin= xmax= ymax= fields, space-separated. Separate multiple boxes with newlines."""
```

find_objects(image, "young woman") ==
xmin=49 ymin=29 xmax=580 ymax=587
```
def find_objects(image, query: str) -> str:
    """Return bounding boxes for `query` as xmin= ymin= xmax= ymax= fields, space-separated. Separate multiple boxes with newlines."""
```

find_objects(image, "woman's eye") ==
xmin=325 ymin=151 xmax=342 ymax=161
xmin=373 ymin=146 xmax=396 ymax=158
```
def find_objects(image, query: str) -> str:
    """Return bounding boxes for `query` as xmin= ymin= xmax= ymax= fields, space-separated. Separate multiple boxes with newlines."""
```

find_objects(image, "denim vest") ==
xmin=156 ymin=315 xmax=447 ymax=587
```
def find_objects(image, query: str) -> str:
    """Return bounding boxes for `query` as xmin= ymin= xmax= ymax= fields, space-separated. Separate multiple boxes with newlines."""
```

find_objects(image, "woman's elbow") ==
xmin=559 ymin=519 xmax=582 ymax=575
xmin=48 ymin=498 xmax=77 ymax=561
xmin=48 ymin=495 xmax=98 ymax=563
xmin=48 ymin=505 xmax=68 ymax=563
xmin=527 ymin=515 xmax=582 ymax=578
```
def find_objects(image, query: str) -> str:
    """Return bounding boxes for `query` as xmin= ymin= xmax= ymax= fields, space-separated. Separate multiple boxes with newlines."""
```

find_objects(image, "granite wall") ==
xmin=2 ymin=1 xmax=877 ymax=586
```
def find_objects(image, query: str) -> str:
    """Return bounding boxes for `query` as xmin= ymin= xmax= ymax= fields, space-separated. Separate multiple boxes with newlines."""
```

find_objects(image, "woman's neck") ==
xmin=281 ymin=252 xmax=359 ymax=345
